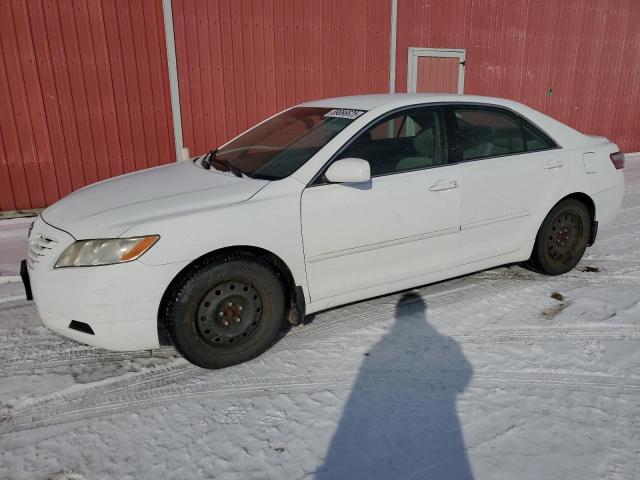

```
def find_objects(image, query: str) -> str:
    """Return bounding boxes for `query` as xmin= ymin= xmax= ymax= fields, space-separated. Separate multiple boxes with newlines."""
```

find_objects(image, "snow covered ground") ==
xmin=1 ymin=159 xmax=639 ymax=480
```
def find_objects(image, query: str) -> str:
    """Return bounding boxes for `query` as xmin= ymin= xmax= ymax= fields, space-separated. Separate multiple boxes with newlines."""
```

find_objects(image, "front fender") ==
xmin=126 ymin=179 xmax=309 ymax=300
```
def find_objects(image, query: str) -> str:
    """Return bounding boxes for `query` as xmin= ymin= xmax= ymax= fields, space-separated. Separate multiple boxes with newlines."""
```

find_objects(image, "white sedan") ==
xmin=22 ymin=94 xmax=625 ymax=368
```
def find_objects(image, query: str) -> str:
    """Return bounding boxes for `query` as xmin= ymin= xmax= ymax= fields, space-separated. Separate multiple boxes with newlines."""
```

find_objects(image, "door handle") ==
xmin=544 ymin=159 xmax=564 ymax=169
xmin=429 ymin=180 xmax=458 ymax=191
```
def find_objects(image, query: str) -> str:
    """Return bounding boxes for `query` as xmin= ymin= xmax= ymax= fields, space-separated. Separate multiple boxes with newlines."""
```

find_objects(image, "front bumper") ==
xmin=27 ymin=217 xmax=188 ymax=351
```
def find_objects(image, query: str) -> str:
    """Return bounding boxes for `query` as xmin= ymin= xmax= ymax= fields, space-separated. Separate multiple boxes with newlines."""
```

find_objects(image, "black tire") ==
xmin=163 ymin=253 xmax=286 ymax=369
xmin=529 ymin=199 xmax=591 ymax=275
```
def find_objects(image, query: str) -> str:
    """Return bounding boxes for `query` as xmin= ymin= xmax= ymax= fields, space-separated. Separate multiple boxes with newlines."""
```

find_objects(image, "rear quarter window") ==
xmin=522 ymin=121 xmax=557 ymax=151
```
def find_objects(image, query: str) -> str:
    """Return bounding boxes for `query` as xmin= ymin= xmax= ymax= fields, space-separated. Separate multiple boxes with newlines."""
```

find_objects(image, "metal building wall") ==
xmin=396 ymin=0 xmax=640 ymax=152
xmin=172 ymin=0 xmax=391 ymax=157
xmin=0 ymin=0 xmax=175 ymax=211
xmin=2 ymin=0 xmax=639 ymax=213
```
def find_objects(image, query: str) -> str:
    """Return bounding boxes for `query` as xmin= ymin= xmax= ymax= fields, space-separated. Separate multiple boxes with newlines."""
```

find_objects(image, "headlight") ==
xmin=54 ymin=235 xmax=159 ymax=268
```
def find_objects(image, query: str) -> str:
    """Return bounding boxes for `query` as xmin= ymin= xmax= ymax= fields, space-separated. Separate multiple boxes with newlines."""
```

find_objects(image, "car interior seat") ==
xmin=395 ymin=127 xmax=437 ymax=172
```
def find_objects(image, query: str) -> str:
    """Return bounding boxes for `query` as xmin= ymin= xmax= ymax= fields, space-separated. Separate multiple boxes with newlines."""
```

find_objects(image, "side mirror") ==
xmin=325 ymin=158 xmax=371 ymax=184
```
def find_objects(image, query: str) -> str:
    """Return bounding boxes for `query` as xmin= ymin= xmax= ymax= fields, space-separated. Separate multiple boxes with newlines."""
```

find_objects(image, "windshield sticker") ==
xmin=323 ymin=108 xmax=365 ymax=120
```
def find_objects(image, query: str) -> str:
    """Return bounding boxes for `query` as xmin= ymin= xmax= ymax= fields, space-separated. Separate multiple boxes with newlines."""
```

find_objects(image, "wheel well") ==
xmin=561 ymin=192 xmax=595 ymax=222
xmin=157 ymin=246 xmax=300 ymax=346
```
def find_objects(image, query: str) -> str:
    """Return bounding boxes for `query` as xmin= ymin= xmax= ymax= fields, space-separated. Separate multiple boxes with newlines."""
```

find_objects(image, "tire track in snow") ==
xmin=0 ymin=347 xmax=180 ymax=374
xmin=4 ymin=359 xmax=196 ymax=413
xmin=0 ymin=299 xmax=32 ymax=312
xmin=70 ymin=324 xmax=640 ymax=402
xmin=287 ymin=327 xmax=640 ymax=348
xmin=4 ymin=312 xmax=640 ymax=433
xmin=288 ymin=277 xmax=524 ymax=341
xmin=3 ymin=369 xmax=640 ymax=434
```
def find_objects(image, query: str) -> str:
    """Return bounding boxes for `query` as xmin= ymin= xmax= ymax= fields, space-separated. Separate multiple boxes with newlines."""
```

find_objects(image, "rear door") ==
xmin=449 ymin=105 xmax=569 ymax=264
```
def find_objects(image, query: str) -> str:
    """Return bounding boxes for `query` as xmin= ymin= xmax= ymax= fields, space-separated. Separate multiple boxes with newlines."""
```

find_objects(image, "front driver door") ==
xmin=301 ymin=106 xmax=461 ymax=301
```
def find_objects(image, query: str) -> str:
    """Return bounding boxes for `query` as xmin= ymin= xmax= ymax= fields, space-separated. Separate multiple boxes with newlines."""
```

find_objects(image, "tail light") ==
xmin=610 ymin=151 xmax=625 ymax=170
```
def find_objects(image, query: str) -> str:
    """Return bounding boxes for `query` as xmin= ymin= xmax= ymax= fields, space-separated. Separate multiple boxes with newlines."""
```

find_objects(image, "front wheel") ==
xmin=164 ymin=254 xmax=286 ymax=369
xmin=529 ymin=199 xmax=591 ymax=275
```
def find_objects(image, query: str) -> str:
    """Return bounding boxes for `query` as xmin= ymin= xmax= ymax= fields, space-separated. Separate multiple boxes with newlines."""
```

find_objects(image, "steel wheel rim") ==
xmin=195 ymin=280 xmax=263 ymax=348
xmin=545 ymin=211 xmax=583 ymax=264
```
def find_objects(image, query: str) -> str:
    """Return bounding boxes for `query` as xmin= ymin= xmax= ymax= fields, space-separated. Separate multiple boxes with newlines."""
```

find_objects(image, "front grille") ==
xmin=27 ymin=234 xmax=58 ymax=268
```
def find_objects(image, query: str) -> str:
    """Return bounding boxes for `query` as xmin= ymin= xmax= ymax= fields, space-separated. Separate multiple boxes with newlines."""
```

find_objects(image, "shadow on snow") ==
xmin=316 ymin=292 xmax=474 ymax=479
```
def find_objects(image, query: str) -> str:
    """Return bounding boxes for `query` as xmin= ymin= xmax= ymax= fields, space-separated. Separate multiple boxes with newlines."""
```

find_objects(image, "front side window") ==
xmin=214 ymin=107 xmax=362 ymax=180
xmin=337 ymin=107 xmax=446 ymax=176
xmin=451 ymin=108 xmax=525 ymax=161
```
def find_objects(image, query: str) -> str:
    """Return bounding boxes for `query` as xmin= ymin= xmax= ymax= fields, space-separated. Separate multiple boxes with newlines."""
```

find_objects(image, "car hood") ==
xmin=41 ymin=160 xmax=268 ymax=239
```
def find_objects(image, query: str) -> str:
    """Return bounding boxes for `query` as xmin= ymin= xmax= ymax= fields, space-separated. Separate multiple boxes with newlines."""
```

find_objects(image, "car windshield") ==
xmin=212 ymin=107 xmax=363 ymax=180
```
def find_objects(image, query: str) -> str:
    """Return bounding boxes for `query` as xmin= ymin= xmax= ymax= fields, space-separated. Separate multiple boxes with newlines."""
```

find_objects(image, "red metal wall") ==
xmin=2 ymin=0 xmax=639 ymax=213
xmin=396 ymin=0 xmax=640 ymax=152
xmin=172 ymin=0 xmax=391 ymax=157
xmin=0 ymin=0 xmax=175 ymax=212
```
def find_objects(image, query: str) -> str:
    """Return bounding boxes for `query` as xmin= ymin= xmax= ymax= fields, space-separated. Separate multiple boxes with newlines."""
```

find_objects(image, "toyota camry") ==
xmin=22 ymin=94 xmax=625 ymax=368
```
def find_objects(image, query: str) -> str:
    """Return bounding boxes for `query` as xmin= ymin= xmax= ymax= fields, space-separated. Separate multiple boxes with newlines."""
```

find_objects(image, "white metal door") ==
xmin=446 ymin=105 xmax=570 ymax=264
xmin=300 ymin=167 xmax=461 ymax=301
xmin=407 ymin=48 xmax=465 ymax=94
xmin=455 ymin=150 xmax=569 ymax=263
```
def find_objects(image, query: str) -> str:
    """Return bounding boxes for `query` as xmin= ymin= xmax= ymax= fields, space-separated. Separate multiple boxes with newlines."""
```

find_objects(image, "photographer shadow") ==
xmin=316 ymin=292 xmax=474 ymax=479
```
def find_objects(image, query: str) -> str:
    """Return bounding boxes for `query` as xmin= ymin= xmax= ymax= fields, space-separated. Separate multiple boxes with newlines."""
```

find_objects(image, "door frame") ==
xmin=407 ymin=47 xmax=466 ymax=94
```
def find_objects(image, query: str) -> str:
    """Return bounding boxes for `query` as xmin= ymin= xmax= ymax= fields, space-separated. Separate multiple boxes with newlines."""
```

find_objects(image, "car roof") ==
xmin=300 ymin=93 xmax=526 ymax=111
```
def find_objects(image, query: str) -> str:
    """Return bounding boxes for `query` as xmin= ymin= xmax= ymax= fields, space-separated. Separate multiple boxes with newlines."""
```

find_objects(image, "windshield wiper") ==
xmin=211 ymin=158 xmax=243 ymax=178
xmin=201 ymin=149 xmax=244 ymax=178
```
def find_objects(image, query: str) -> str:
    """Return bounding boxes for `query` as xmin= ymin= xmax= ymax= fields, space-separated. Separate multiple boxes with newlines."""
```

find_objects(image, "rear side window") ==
xmin=449 ymin=106 xmax=557 ymax=161
xmin=451 ymin=108 xmax=524 ymax=161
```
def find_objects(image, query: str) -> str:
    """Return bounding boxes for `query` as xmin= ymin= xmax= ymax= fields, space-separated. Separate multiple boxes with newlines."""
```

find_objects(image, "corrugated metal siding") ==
xmin=2 ymin=0 xmax=639 ymax=214
xmin=0 ymin=0 xmax=174 ymax=211
xmin=396 ymin=0 xmax=640 ymax=152
xmin=172 ymin=0 xmax=391 ymax=157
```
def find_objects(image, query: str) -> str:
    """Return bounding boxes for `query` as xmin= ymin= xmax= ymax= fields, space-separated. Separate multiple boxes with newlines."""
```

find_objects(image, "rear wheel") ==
xmin=164 ymin=254 xmax=286 ymax=369
xmin=529 ymin=199 xmax=591 ymax=275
